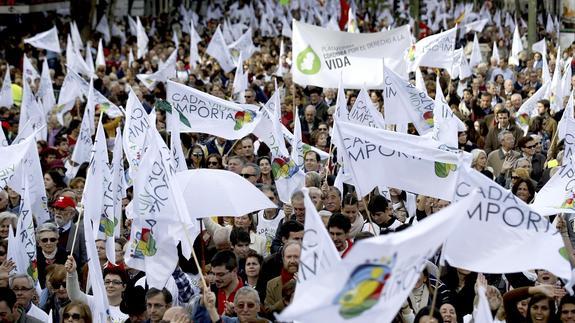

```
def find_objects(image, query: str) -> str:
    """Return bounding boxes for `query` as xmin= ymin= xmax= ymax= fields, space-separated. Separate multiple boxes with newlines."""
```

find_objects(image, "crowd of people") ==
xmin=0 ymin=0 xmax=575 ymax=322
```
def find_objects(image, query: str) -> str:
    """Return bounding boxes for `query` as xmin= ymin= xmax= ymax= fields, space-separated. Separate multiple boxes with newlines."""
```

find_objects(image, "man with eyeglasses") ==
xmin=516 ymin=136 xmax=544 ymax=183
xmin=52 ymin=196 xmax=87 ymax=270
xmin=244 ymin=89 xmax=257 ymax=105
xmin=240 ymin=164 xmax=260 ymax=185
xmin=0 ymin=287 xmax=43 ymax=323
xmin=209 ymin=250 xmax=243 ymax=316
xmin=9 ymin=274 xmax=49 ymax=322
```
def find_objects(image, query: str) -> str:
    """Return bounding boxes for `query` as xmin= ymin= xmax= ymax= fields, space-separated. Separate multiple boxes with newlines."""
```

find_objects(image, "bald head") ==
xmin=162 ymin=306 xmax=189 ymax=322
xmin=304 ymin=105 xmax=316 ymax=122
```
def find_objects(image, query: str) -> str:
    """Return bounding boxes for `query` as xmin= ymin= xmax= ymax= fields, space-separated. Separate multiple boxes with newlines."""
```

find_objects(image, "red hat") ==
xmin=52 ymin=196 xmax=76 ymax=209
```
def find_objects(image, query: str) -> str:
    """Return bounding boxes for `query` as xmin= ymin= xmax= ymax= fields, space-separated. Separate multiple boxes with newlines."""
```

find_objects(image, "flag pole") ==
xmin=181 ymin=222 xmax=209 ymax=291
xmin=429 ymin=259 xmax=444 ymax=318
xmin=361 ymin=196 xmax=377 ymax=236
xmin=69 ymin=205 xmax=84 ymax=257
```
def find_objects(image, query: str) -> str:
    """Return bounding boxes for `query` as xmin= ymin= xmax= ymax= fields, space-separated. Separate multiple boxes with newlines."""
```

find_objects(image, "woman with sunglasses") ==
xmin=62 ymin=301 xmax=92 ymax=323
xmin=36 ymin=222 xmax=68 ymax=288
xmin=206 ymin=153 xmax=224 ymax=169
xmin=187 ymin=145 xmax=207 ymax=169
xmin=40 ymin=264 xmax=70 ymax=323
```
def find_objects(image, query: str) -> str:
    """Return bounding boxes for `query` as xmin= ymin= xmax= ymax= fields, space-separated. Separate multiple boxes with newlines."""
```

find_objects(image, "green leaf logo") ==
xmin=434 ymin=162 xmax=457 ymax=178
xmin=560 ymin=247 xmax=570 ymax=261
xmin=296 ymin=46 xmax=321 ymax=75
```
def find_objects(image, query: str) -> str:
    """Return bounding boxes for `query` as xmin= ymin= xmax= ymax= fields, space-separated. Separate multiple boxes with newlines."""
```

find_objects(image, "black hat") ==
xmin=120 ymin=285 xmax=147 ymax=315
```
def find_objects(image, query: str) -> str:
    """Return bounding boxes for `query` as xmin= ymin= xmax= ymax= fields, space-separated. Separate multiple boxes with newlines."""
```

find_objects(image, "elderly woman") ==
xmin=0 ymin=211 xmax=17 ymax=240
xmin=61 ymin=301 xmax=92 ymax=323
xmin=512 ymin=178 xmax=536 ymax=203
xmin=195 ymin=286 xmax=271 ymax=323
xmin=470 ymin=149 xmax=493 ymax=179
xmin=40 ymin=264 xmax=71 ymax=322
xmin=37 ymin=222 xmax=68 ymax=288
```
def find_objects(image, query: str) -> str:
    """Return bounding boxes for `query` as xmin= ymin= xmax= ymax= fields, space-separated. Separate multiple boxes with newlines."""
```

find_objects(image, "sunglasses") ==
xmin=236 ymin=302 xmax=257 ymax=309
xmin=318 ymin=128 xmax=328 ymax=131
xmin=52 ymin=281 xmax=66 ymax=289
xmin=241 ymin=173 xmax=256 ymax=178
xmin=524 ymin=144 xmax=536 ymax=149
xmin=41 ymin=238 xmax=58 ymax=243
xmin=208 ymin=161 xmax=219 ymax=166
xmin=192 ymin=153 xmax=204 ymax=157
xmin=63 ymin=313 xmax=82 ymax=320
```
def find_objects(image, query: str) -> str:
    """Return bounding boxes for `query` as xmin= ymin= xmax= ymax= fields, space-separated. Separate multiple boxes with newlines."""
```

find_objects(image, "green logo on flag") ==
xmin=296 ymin=46 xmax=321 ymax=75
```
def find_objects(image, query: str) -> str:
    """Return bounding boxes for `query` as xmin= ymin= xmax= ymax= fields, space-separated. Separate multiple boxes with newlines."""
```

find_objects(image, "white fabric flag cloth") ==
xmin=469 ymin=33 xmax=482 ymax=68
xmin=444 ymin=166 xmax=572 ymax=281
xmin=170 ymin=132 xmax=188 ymax=172
xmin=96 ymin=39 xmax=106 ymax=67
xmin=281 ymin=124 xmax=330 ymax=161
xmin=292 ymin=20 xmax=411 ymax=88
xmin=166 ymin=80 xmax=263 ymax=139
xmin=491 ymin=41 xmax=500 ymax=64
xmin=473 ymin=286 xmax=495 ymax=323
xmin=189 ymin=21 xmax=201 ymax=70
xmin=137 ymin=49 xmax=177 ymax=90
xmin=82 ymin=199 xmax=111 ymax=323
xmin=334 ymin=120 xmax=470 ymax=200
xmin=18 ymin=78 xmax=47 ymax=142
xmin=0 ymin=64 xmax=14 ymax=108
xmin=206 ymin=26 xmax=236 ymax=73
xmin=95 ymin=14 xmax=111 ymax=44
xmin=23 ymin=55 xmax=40 ymax=81
xmin=228 ymin=27 xmax=258 ymax=62
xmin=348 ymin=87 xmax=386 ymax=129
xmin=383 ymin=65 xmax=434 ymax=135
xmin=432 ymin=77 xmax=466 ymax=148
xmin=82 ymin=118 xmax=117 ymax=264
xmin=24 ymin=26 xmax=61 ymax=53
xmin=561 ymin=60 xmax=573 ymax=101
xmin=406 ymin=27 xmax=457 ymax=72
xmin=84 ymin=42 xmax=95 ymax=76
xmin=450 ymin=48 xmax=473 ymax=80
xmin=558 ymin=91 xmax=575 ymax=142
xmin=123 ymin=89 xmax=152 ymax=178
xmin=548 ymin=46 xmax=563 ymax=113
xmin=70 ymin=21 xmax=83 ymax=52
xmin=128 ymin=48 xmax=135 ymax=67
xmin=38 ymin=59 xmax=56 ymax=115
xmin=9 ymin=179 xmax=38 ymax=282
xmin=128 ymin=16 xmax=137 ymax=36
xmin=464 ymin=18 xmax=489 ymax=33
xmin=0 ymin=122 xmax=7 ymax=146
xmin=532 ymin=159 xmax=575 ymax=215
xmin=278 ymin=192 xmax=475 ymax=323
xmin=66 ymin=35 xmax=95 ymax=79
xmin=509 ymin=26 xmax=523 ymax=66
xmin=542 ymin=54 xmax=551 ymax=85
xmin=295 ymin=187 xmax=340 ymax=297
xmin=232 ymin=52 xmax=248 ymax=94
xmin=532 ymin=38 xmax=547 ymax=58
xmin=69 ymin=82 xmax=95 ymax=165
xmin=253 ymin=91 xmax=305 ymax=203
xmin=516 ymin=83 xmax=550 ymax=134
xmin=136 ymin=17 xmax=149 ymax=59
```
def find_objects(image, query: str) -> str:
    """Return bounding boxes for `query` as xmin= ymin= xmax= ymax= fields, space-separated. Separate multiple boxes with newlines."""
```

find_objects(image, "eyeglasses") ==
xmin=208 ymin=161 xmax=219 ymax=166
xmin=52 ymin=281 xmax=66 ymax=289
xmin=63 ymin=313 xmax=82 ymax=320
xmin=104 ymin=280 xmax=124 ymax=286
xmin=241 ymin=173 xmax=256 ymax=178
xmin=318 ymin=128 xmax=328 ymax=132
xmin=236 ymin=302 xmax=257 ymax=309
xmin=524 ymin=144 xmax=536 ymax=149
xmin=244 ymin=95 xmax=253 ymax=98
xmin=0 ymin=250 xmax=5 ymax=256
xmin=41 ymin=237 xmax=58 ymax=243
xmin=192 ymin=153 xmax=203 ymax=157
xmin=12 ymin=287 xmax=33 ymax=292
xmin=212 ymin=271 xmax=230 ymax=278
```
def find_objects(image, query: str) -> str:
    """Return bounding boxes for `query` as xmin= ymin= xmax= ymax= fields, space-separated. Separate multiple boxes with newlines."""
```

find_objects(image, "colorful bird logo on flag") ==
xmin=407 ymin=45 xmax=416 ymax=62
xmin=517 ymin=113 xmax=530 ymax=127
xmin=134 ymin=227 xmax=157 ymax=257
xmin=561 ymin=191 xmax=575 ymax=209
xmin=333 ymin=254 xmax=396 ymax=319
xmin=272 ymin=156 xmax=299 ymax=180
xmin=99 ymin=216 xmax=118 ymax=237
xmin=234 ymin=110 xmax=257 ymax=130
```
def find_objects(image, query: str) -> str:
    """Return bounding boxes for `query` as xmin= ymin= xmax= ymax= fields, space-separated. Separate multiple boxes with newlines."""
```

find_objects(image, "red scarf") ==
xmin=280 ymin=267 xmax=295 ymax=285
xmin=217 ymin=277 xmax=244 ymax=315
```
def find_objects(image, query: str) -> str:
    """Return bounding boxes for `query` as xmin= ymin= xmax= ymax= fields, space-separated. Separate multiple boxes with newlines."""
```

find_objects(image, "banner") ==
xmin=348 ymin=88 xmax=386 ymax=128
xmin=166 ymin=80 xmax=262 ymax=139
xmin=532 ymin=159 xmax=575 ymax=215
xmin=406 ymin=27 xmax=456 ymax=72
xmin=292 ymin=20 xmax=411 ymax=88
xmin=123 ymin=89 xmax=152 ymax=177
xmin=444 ymin=166 xmax=572 ymax=281
xmin=334 ymin=121 xmax=470 ymax=199
xmin=278 ymin=192 xmax=475 ymax=323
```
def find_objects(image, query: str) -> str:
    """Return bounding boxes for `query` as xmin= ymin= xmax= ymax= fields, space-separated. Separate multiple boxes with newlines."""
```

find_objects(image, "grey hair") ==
xmin=213 ymin=228 xmax=230 ymax=245
xmin=305 ymin=171 xmax=322 ymax=188
xmin=0 ymin=211 xmax=17 ymax=228
xmin=244 ymin=163 xmax=261 ymax=178
xmin=234 ymin=286 xmax=261 ymax=305
xmin=36 ymin=222 xmax=59 ymax=239
xmin=497 ymin=130 xmax=513 ymax=143
xmin=470 ymin=149 xmax=487 ymax=168
xmin=9 ymin=273 xmax=34 ymax=289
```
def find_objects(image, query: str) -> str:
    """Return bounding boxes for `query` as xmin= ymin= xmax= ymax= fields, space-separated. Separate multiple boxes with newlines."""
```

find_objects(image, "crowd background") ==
xmin=1 ymin=0 xmax=575 ymax=322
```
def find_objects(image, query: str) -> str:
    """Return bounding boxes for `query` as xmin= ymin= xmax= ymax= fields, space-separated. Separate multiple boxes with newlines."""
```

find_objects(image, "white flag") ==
xmin=450 ymin=48 xmax=473 ymax=80
xmin=432 ymin=76 xmax=466 ymax=148
xmin=532 ymin=39 xmax=547 ymax=58
xmin=70 ymin=79 xmax=95 ymax=165
xmin=128 ymin=16 xmax=137 ymax=36
xmin=444 ymin=166 xmax=571 ymax=281
xmin=295 ymin=187 xmax=340 ymax=297
xmin=469 ymin=33 xmax=482 ymax=67
xmin=96 ymin=14 xmax=111 ymax=44
xmin=516 ymin=83 xmax=550 ymax=134
xmin=10 ymin=179 xmax=38 ymax=282
xmin=548 ymin=46 xmax=563 ymax=113
xmin=84 ymin=42 xmax=95 ymax=76
xmin=96 ymin=39 xmax=106 ymax=67
xmin=123 ymin=88 xmax=152 ymax=178
xmin=292 ymin=20 xmax=411 ymax=88
xmin=532 ymin=159 xmax=575 ymax=215
xmin=232 ymin=52 xmax=248 ymax=95
xmin=491 ymin=41 xmax=500 ymax=64
xmin=136 ymin=17 xmax=149 ymax=59
xmin=110 ymin=127 xmax=126 ymax=240
xmin=278 ymin=192 xmax=473 ymax=323
xmin=275 ymin=39 xmax=286 ymax=77
xmin=558 ymin=91 xmax=574 ymax=142
xmin=189 ymin=21 xmax=201 ymax=70
xmin=228 ymin=27 xmax=257 ymax=62
xmin=23 ymin=55 xmax=40 ymax=81
xmin=383 ymin=65 xmax=434 ymax=135
xmin=546 ymin=14 xmax=555 ymax=34
xmin=70 ymin=21 xmax=83 ymax=52
xmin=561 ymin=59 xmax=573 ymax=101
xmin=166 ymin=80 xmax=262 ymax=139
xmin=474 ymin=286 xmax=495 ymax=323
xmin=0 ymin=65 xmax=13 ymax=108
xmin=464 ymin=18 xmax=489 ymax=33
xmin=348 ymin=87 xmax=386 ymax=129
xmin=509 ymin=26 xmax=523 ymax=66
xmin=18 ymin=78 xmax=46 ymax=142
xmin=128 ymin=48 xmax=134 ymax=67
xmin=170 ymin=132 xmax=188 ymax=172
xmin=406 ymin=27 xmax=457 ymax=72
xmin=334 ymin=120 xmax=470 ymax=199
xmin=206 ymin=26 xmax=236 ymax=73
xmin=137 ymin=49 xmax=177 ymax=90
xmin=38 ymin=59 xmax=56 ymax=115
xmin=24 ymin=26 xmax=61 ymax=53
xmin=66 ymin=35 xmax=95 ymax=79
